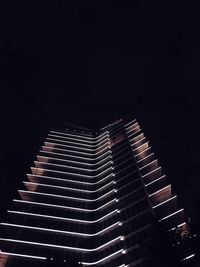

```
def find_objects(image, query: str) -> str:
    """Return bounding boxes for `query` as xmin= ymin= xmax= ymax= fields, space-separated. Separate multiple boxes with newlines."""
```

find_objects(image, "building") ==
xmin=0 ymin=119 xmax=196 ymax=266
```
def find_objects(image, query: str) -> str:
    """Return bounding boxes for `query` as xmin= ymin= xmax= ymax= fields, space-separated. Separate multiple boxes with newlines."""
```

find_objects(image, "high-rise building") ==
xmin=0 ymin=119 xmax=196 ymax=266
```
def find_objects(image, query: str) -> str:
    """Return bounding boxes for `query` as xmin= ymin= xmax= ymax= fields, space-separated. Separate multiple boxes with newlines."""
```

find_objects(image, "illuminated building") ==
xmin=0 ymin=119 xmax=196 ymax=266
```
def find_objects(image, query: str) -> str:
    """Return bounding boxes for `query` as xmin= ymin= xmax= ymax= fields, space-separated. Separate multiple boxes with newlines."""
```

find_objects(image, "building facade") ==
xmin=0 ymin=119 xmax=195 ymax=266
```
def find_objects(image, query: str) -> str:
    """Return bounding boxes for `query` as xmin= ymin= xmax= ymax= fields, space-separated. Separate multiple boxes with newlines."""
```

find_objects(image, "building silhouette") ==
xmin=0 ymin=119 xmax=197 ymax=266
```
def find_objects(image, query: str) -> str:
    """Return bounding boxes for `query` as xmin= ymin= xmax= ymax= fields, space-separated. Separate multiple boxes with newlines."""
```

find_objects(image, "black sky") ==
xmin=0 ymin=0 xmax=200 ymax=230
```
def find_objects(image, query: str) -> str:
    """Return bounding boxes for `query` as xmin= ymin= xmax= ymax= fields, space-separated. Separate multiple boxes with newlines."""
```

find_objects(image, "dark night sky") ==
xmin=0 ymin=0 xmax=200 ymax=230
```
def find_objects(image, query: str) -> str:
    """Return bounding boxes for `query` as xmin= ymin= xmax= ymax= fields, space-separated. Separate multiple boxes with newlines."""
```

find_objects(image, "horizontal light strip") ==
xmin=14 ymin=198 xmax=116 ymax=212
xmin=48 ymin=135 xmax=97 ymax=148
xmin=47 ymin=137 xmax=110 ymax=150
xmin=37 ymin=155 xmax=93 ymax=167
xmin=27 ymin=173 xmax=114 ymax=187
xmin=28 ymin=170 xmax=139 ymax=194
xmin=102 ymin=119 xmax=122 ymax=129
xmin=0 ymin=251 xmax=47 ymax=260
xmin=31 ymin=166 xmax=113 ymax=179
xmin=1 ymin=221 xmax=119 ymax=237
xmin=124 ymin=118 xmax=137 ymax=128
xmin=40 ymin=149 xmax=111 ymax=163
xmin=139 ymin=159 xmax=157 ymax=170
xmin=25 ymin=179 xmax=114 ymax=193
xmin=34 ymin=160 xmax=112 ymax=173
xmin=126 ymin=127 xmax=140 ymax=136
xmin=35 ymin=161 xmax=114 ymax=178
xmin=145 ymin=175 xmax=166 ymax=186
xmin=149 ymin=185 xmax=171 ymax=197
xmin=132 ymin=142 xmax=149 ymax=152
xmin=131 ymin=137 xmax=146 ymax=146
xmin=125 ymin=121 xmax=138 ymax=129
xmin=48 ymin=133 xmax=109 ymax=146
xmin=136 ymin=153 xmax=154 ymax=163
xmin=50 ymin=129 xmax=108 ymax=140
xmin=29 ymin=166 xmax=136 ymax=190
xmin=37 ymin=154 xmax=112 ymax=168
xmin=8 ymin=209 xmax=118 ymax=224
xmin=50 ymin=130 xmax=108 ymax=141
xmin=42 ymin=144 xmax=111 ymax=159
xmin=125 ymin=123 xmax=139 ymax=134
xmin=47 ymin=136 xmax=95 ymax=148
xmin=45 ymin=141 xmax=95 ymax=153
xmin=129 ymin=133 xmax=144 ymax=143
xmin=42 ymin=145 xmax=111 ymax=159
xmin=142 ymin=167 xmax=161 ymax=178
xmin=126 ymin=129 xmax=141 ymax=139
xmin=28 ymin=172 xmax=114 ymax=185
xmin=134 ymin=147 xmax=151 ymax=157
xmin=46 ymin=138 xmax=109 ymax=153
xmin=19 ymin=188 xmax=115 ymax=202
xmin=44 ymin=142 xmax=110 ymax=156
xmin=182 ymin=254 xmax=195 ymax=261
xmin=81 ymin=249 xmax=123 ymax=265
xmin=153 ymin=195 xmax=177 ymax=209
xmin=0 ymin=236 xmax=121 ymax=252
xmin=169 ymin=222 xmax=186 ymax=231
xmin=160 ymin=209 xmax=184 ymax=221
